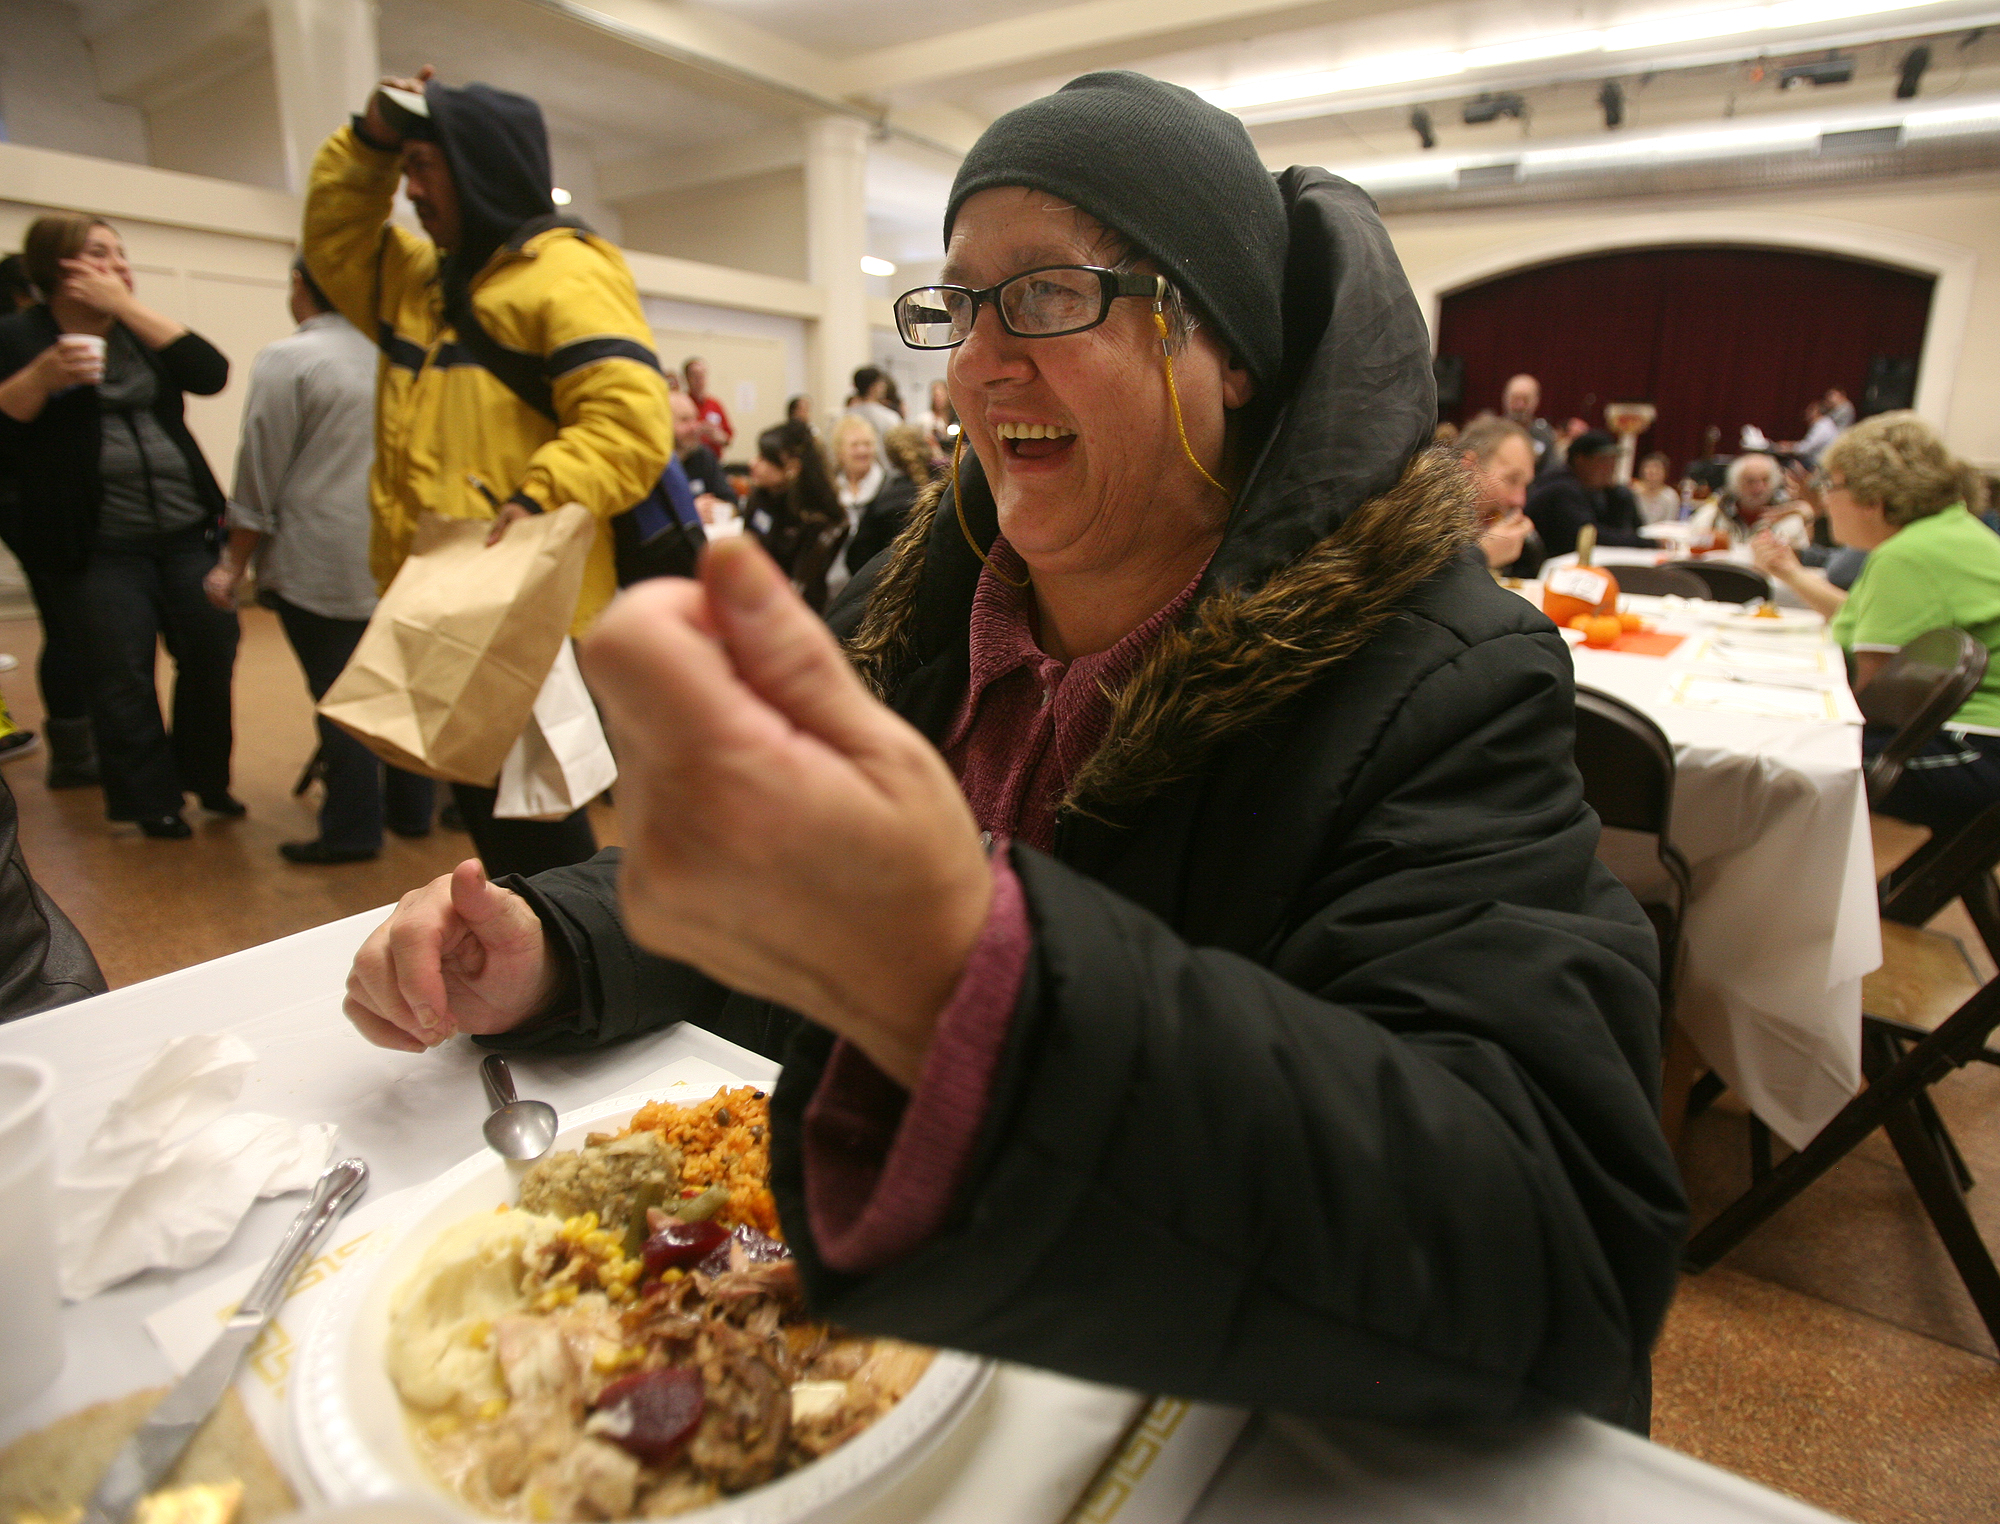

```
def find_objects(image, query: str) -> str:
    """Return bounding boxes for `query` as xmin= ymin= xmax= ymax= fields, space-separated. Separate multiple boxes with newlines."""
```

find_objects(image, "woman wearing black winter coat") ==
xmin=343 ymin=72 xmax=1685 ymax=1434
xmin=0 ymin=216 xmax=240 ymax=839
xmin=743 ymin=420 xmax=846 ymax=609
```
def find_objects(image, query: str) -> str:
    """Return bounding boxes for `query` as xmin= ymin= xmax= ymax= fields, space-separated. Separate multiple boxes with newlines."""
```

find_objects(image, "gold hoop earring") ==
xmin=952 ymin=434 xmax=1030 ymax=589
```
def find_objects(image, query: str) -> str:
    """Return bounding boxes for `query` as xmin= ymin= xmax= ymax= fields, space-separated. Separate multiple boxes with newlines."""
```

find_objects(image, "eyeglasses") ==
xmin=894 ymin=266 xmax=1164 ymax=350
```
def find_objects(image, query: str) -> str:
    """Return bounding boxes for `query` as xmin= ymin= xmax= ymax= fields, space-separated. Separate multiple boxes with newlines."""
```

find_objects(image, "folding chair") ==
xmin=1610 ymin=564 xmax=1708 ymax=599
xmin=1684 ymin=801 xmax=2000 ymax=1347
xmin=1679 ymin=562 xmax=1772 ymax=604
xmin=1574 ymin=687 xmax=1695 ymax=1136
xmin=1856 ymin=627 xmax=1988 ymax=809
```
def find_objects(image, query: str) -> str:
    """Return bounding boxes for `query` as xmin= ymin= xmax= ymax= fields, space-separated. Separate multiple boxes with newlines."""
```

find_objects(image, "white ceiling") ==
xmin=50 ymin=0 xmax=2000 ymax=263
xmin=685 ymin=0 xmax=1088 ymax=60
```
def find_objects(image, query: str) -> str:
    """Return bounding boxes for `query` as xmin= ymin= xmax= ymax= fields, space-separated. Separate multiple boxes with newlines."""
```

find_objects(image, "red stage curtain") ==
xmin=1435 ymin=246 xmax=1934 ymax=473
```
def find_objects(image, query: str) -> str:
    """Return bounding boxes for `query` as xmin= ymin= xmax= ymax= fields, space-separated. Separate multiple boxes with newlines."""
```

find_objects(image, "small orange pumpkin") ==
xmin=1543 ymin=525 xmax=1620 ymax=627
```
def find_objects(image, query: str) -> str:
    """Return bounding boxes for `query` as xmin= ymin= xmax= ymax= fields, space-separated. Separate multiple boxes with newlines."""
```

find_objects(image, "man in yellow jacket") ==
xmin=302 ymin=66 xmax=671 ymax=878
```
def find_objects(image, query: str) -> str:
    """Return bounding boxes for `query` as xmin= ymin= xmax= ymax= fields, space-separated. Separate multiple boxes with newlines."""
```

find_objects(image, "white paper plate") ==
xmin=292 ymin=1088 xmax=992 ymax=1524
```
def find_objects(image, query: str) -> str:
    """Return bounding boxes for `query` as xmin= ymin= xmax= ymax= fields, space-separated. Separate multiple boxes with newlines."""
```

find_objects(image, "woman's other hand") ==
xmin=580 ymin=537 xmax=993 ymax=1088
xmin=39 ymin=336 xmax=105 ymax=390
xmin=1750 ymin=531 xmax=1801 ymax=581
xmin=344 ymin=859 xmax=558 ymax=1051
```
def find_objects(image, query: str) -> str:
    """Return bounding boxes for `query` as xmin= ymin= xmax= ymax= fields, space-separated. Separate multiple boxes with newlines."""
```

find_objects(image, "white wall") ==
xmin=0 ymin=0 xmax=150 ymax=165
xmin=146 ymin=54 xmax=289 ymax=192
xmin=1376 ymin=170 xmax=2000 ymax=469
xmin=620 ymin=168 xmax=808 ymax=283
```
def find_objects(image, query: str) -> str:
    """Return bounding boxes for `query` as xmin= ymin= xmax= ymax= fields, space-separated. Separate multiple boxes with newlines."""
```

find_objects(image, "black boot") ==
xmin=44 ymin=717 xmax=98 ymax=789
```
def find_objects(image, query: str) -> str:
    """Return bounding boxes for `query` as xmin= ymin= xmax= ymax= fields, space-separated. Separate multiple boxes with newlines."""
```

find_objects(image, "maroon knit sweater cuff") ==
xmin=802 ymin=851 xmax=1030 ymax=1272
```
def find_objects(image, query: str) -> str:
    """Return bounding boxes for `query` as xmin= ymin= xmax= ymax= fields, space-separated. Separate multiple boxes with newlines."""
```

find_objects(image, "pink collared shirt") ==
xmin=804 ymin=539 xmax=1207 ymax=1271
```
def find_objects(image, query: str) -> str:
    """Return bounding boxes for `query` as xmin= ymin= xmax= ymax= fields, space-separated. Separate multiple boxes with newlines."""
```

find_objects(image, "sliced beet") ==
xmin=590 ymin=1368 xmax=705 ymax=1465
xmin=641 ymin=1218 xmax=730 ymax=1273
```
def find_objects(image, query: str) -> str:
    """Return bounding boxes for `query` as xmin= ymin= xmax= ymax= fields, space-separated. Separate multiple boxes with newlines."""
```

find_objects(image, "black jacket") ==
xmin=0 ymin=305 xmax=229 ymax=574
xmin=843 ymin=470 xmax=919 ymax=576
xmin=0 ymin=773 xmax=105 ymax=1022
xmin=491 ymin=168 xmax=1685 ymax=1429
xmin=1525 ymin=467 xmax=1646 ymax=562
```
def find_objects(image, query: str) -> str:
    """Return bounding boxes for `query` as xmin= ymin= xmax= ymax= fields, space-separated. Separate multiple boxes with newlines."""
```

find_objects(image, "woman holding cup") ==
xmin=0 ymin=214 xmax=240 ymax=839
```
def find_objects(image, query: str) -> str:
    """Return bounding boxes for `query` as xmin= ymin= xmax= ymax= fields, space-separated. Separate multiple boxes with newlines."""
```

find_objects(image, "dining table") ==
xmin=0 ymin=906 xmax=1862 ymax=1524
xmin=1513 ymin=575 xmax=1877 ymax=1152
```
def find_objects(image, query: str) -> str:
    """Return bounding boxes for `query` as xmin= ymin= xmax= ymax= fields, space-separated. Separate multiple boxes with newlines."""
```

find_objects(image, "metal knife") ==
xmin=80 ymin=1157 xmax=369 ymax=1524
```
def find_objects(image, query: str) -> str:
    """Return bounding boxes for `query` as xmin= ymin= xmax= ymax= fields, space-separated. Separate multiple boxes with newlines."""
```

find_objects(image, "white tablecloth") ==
xmin=0 ymin=913 xmax=1856 ymax=1522
xmin=1517 ymin=583 xmax=1877 ymax=1149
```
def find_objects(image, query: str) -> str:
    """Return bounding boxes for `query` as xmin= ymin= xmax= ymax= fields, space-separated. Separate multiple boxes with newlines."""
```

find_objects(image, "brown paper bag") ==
xmin=318 ymin=504 xmax=596 ymax=786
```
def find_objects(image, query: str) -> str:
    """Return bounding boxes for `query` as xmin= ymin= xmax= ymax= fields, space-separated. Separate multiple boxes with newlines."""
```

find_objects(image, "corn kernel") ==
xmin=466 ymin=1320 xmax=493 ymax=1349
xmin=426 ymin=1413 xmax=461 ymax=1439
xmin=591 ymin=1343 xmax=622 ymax=1372
xmin=477 ymin=1397 xmax=507 ymax=1421
xmin=527 ymin=1490 xmax=555 ymax=1523
xmin=665 ymin=1268 xmax=684 ymax=1282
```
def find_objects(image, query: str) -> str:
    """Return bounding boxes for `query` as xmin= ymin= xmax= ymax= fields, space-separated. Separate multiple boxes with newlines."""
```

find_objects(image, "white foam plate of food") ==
xmin=292 ymin=1084 xmax=991 ymax=1523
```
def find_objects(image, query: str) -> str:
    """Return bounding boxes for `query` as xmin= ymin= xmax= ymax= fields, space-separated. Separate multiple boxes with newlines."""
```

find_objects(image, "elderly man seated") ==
xmin=1718 ymin=451 xmax=1810 ymax=545
xmin=348 ymin=72 xmax=1684 ymax=1432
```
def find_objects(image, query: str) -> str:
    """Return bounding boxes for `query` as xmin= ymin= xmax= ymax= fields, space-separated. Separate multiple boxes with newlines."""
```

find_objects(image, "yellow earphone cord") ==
xmin=952 ymin=301 xmax=1227 ymax=589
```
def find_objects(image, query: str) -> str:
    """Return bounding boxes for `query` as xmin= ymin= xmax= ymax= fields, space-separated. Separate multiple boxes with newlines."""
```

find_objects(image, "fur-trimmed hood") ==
xmin=843 ymin=167 xmax=1475 ymax=818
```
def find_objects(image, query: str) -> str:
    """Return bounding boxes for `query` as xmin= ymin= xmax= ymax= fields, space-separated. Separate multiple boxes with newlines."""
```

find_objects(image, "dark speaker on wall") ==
xmin=1433 ymin=353 xmax=1465 ymax=413
xmin=1862 ymin=355 xmax=1918 ymax=416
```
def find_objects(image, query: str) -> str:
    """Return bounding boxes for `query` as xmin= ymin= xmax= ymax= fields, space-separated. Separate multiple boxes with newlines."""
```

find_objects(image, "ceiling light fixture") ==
xmin=1200 ymin=53 xmax=1463 ymax=109
xmin=1198 ymin=0 xmax=1957 ymax=114
xmin=1897 ymin=43 xmax=1932 ymax=95
xmin=860 ymin=255 xmax=897 ymax=277
xmin=551 ymin=187 xmax=573 ymax=205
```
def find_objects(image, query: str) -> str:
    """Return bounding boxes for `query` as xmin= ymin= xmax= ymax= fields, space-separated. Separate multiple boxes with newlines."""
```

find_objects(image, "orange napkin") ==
xmin=1610 ymin=631 xmax=1685 ymax=658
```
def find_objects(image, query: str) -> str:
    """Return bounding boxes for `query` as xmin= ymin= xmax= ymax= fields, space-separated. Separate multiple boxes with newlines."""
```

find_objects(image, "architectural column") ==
xmin=267 ymin=0 xmax=379 ymax=195
xmin=803 ymin=115 xmax=871 ymax=426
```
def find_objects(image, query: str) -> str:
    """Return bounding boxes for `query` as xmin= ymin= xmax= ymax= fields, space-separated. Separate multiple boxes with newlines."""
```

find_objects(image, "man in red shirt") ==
xmin=683 ymin=356 xmax=732 ymax=454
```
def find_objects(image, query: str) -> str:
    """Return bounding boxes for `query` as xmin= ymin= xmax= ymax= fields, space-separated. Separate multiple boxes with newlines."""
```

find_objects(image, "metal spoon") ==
xmin=481 ymin=1053 xmax=558 ymax=1160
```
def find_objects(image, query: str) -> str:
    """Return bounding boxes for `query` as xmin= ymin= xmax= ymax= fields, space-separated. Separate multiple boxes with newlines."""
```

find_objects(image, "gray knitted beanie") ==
xmin=945 ymin=71 xmax=1289 ymax=389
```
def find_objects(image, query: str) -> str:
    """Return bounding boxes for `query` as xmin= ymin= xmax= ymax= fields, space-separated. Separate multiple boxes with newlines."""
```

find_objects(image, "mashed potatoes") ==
xmin=388 ymin=1210 xmax=561 ymax=1416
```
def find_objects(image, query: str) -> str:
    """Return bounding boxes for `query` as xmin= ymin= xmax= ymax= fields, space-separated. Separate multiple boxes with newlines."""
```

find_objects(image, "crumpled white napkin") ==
xmin=56 ymin=1034 xmax=337 ymax=1300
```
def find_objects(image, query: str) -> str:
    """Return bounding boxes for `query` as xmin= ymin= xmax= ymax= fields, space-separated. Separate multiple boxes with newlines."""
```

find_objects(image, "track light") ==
xmin=1780 ymin=54 xmax=1855 ymax=88
xmin=1897 ymin=45 xmax=1931 ymax=98
xmin=1462 ymin=92 xmax=1527 ymax=124
xmin=1599 ymin=80 xmax=1625 ymax=128
xmin=1410 ymin=106 xmax=1437 ymax=148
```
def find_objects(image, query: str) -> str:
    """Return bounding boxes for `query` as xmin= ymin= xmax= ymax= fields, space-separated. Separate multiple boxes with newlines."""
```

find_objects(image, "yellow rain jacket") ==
xmin=301 ymin=125 xmax=671 ymax=633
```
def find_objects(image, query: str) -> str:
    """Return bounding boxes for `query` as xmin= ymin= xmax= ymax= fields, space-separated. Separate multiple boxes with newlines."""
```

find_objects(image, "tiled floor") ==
xmin=3 ymin=611 xmax=1998 ymax=1522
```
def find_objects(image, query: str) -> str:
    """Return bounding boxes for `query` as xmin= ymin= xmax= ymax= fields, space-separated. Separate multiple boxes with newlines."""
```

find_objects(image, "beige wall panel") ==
xmin=652 ymin=328 xmax=790 ymax=458
xmin=621 ymin=169 xmax=808 ymax=283
xmin=184 ymin=271 xmax=296 ymax=489
xmin=1379 ymin=171 xmax=2000 ymax=468
xmin=145 ymin=56 xmax=290 ymax=193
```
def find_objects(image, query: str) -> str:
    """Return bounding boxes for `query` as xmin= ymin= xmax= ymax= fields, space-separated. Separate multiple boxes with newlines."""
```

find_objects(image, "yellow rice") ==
xmin=626 ymin=1085 xmax=779 ymax=1238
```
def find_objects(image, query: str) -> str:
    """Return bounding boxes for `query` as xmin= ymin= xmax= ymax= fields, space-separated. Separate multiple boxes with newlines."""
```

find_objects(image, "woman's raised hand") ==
xmin=580 ymin=537 xmax=993 ymax=1088
xmin=56 ymin=259 xmax=131 ymax=321
xmin=1750 ymin=530 xmax=1801 ymax=581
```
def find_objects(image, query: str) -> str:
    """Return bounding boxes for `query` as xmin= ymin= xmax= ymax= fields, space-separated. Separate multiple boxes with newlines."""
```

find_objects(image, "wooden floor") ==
xmin=3 ymin=609 xmax=1998 ymax=1523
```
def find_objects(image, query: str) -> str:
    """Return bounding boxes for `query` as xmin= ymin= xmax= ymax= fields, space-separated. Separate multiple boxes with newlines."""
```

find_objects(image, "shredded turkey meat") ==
xmin=389 ymin=1095 xmax=934 ymax=1521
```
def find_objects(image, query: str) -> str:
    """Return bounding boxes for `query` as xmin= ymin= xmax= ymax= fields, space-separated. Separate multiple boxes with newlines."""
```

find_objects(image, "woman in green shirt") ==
xmin=1755 ymin=411 xmax=2000 ymax=835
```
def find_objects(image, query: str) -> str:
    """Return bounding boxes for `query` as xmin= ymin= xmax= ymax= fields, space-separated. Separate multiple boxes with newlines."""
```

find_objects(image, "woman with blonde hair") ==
xmin=1755 ymin=411 xmax=2000 ymax=833
xmin=0 ymin=213 xmax=239 ymax=838
xmin=820 ymin=411 xmax=917 ymax=608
